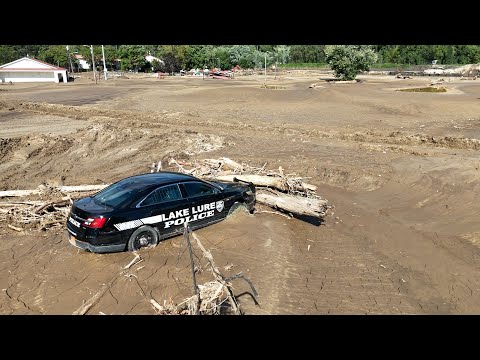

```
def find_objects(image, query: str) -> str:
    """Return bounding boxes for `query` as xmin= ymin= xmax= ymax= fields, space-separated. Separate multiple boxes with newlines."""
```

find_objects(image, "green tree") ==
xmin=454 ymin=45 xmax=480 ymax=64
xmin=151 ymin=59 xmax=163 ymax=72
xmin=324 ymin=45 xmax=378 ymax=80
xmin=229 ymin=45 xmax=255 ymax=68
xmin=75 ymin=45 xmax=112 ymax=71
xmin=38 ymin=45 xmax=69 ymax=68
xmin=159 ymin=45 xmax=188 ymax=70
xmin=213 ymin=46 xmax=232 ymax=69
xmin=0 ymin=46 xmax=18 ymax=65
xmin=161 ymin=52 xmax=182 ymax=73
xmin=0 ymin=45 xmax=48 ymax=64
xmin=289 ymin=45 xmax=324 ymax=63
xmin=117 ymin=45 xmax=147 ymax=71
xmin=273 ymin=45 xmax=290 ymax=64
xmin=185 ymin=45 xmax=215 ymax=69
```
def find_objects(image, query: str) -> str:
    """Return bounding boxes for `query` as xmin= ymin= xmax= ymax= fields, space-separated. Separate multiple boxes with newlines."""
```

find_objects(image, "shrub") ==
xmin=324 ymin=45 xmax=378 ymax=80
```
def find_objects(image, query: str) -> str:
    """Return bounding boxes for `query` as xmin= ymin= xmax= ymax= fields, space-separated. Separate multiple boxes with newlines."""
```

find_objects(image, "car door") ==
xmin=180 ymin=181 xmax=225 ymax=229
xmin=136 ymin=184 xmax=189 ymax=238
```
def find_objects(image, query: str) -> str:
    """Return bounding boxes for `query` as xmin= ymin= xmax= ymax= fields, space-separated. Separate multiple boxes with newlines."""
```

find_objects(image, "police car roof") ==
xmin=122 ymin=171 xmax=198 ymax=186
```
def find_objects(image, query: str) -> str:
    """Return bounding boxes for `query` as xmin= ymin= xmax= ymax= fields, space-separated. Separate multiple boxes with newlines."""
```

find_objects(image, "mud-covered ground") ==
xmin=1 ymin=71 xmax=480 ymax=314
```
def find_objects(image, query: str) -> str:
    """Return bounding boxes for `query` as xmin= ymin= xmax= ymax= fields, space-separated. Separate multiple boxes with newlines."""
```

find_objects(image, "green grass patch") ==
xmin=397 ymin=87 xmax=447 ymax=93
xmin=371 ymin=63 xmax=411 ymax=69
xmin=278 ymin=63 xmax=329 ymax=69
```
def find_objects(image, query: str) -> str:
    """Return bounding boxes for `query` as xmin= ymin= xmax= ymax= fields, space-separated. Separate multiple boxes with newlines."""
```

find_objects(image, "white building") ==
xmin=0 ymin=57 xmax=68 ymax=83
xmin=74 ymin=54 xmax=90 ymax=70
xmin=145 ymin=55 xmax=164 ymax=64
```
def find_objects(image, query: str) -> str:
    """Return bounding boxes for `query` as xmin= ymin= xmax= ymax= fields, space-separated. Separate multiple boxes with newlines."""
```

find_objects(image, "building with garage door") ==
xmin=0 ymin=57 xmax=68 ymax=83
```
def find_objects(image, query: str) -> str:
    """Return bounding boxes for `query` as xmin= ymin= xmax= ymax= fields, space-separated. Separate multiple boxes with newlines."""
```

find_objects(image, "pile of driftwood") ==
xmin=0 ymin=184 xmax=107 ymax=230
xmin=148 ymin=224 xmax=257 ymax=315
xmin=0 ymin=157 xmax=329 ymax=230
xmin=181 ymin=224 xmax=257 ymax=314
xmin=73 ymin=224 xmax=257 ymax=315
xmin=166 ymin=157 xmax=329 ymax=218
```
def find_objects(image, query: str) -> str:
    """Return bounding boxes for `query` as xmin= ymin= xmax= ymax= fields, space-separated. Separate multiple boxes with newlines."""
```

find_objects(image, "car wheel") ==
xmin=127 ymin=225 xmax=159 ymax=252
xmin=227 ymin=202 xmax=248 ymax=219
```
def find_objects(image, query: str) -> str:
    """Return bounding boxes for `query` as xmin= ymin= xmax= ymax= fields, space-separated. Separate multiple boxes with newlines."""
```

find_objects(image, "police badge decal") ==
xmin=216 ymin=200 xmax=224 ymax=212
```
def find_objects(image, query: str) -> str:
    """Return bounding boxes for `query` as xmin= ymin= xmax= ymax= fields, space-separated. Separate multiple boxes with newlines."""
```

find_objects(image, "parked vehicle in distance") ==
xmin=66 ymin=172 xmax=256 ymax=253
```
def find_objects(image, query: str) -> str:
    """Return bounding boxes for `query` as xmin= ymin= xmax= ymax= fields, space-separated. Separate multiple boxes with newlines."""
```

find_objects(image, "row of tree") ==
xmin=1 ymin=45 xmax=479 ymax=73
xmin=0 ymin=45 xmax=291 ymax=73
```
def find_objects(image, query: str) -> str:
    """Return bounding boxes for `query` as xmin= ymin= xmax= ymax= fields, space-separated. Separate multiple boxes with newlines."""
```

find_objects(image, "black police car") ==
xmin=66 ymin=171 xmax=255 ymax=253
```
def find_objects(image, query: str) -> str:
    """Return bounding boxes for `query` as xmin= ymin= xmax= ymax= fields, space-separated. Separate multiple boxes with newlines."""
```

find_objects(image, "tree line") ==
xmin=1 ymin=45 xmax=479 ymax=73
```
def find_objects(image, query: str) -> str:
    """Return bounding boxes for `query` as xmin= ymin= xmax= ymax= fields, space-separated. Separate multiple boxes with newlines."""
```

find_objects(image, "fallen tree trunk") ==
xmin=214 ymin=175 xmax=317 ymax=193
xmin=59 ymin=185 xmax=108 ymax=192
xmin=256 ymin=189 xmax=328 ymax=218
xmin=0 ymin=190 xmax=41 ymax=197
xmin=219 ymin=157 xmax=245 ymax=171
xmin=0 ymin=185 xmax=108 ymax=198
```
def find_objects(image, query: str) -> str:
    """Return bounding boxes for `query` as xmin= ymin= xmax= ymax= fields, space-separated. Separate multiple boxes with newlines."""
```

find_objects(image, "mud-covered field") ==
xmin=1 ymin=71 xmax=480 ymax=314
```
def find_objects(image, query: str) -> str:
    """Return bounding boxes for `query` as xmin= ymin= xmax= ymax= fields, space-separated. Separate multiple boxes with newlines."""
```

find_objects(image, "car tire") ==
xmin=127 ymin=225 xmax=159 ymax=252
xmin=227 ymin=202 xmax=248 ymax=219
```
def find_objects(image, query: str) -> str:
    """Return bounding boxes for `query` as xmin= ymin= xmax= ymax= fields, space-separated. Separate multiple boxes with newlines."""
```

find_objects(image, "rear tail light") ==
xmin=82 ymin=217 xmax=108 ymax=228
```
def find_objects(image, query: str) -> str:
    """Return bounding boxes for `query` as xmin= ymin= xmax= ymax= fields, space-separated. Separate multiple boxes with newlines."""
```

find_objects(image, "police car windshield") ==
xmin=93 ymin=180 xmax=147 ymax=208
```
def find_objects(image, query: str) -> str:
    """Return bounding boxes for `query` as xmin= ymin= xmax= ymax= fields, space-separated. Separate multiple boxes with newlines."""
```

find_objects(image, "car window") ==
xmin=140 ymin=184 xmax=182 ymax=206
xmin=93 ymin=177 xmax=155 ymax=208
xmin=94 ymin=185 xmax=139 ymax=208
xmin=183 ymin=182 xmax=216 ymax=198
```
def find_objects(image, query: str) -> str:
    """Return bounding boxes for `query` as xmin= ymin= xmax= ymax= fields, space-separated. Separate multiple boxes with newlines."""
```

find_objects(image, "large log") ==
xmin=0 ymin=185 xmax=108 ymax=198
xmin=0 ymin=190 xmax=41 ymax=197
xmin=59 ymin=185 xmax=109 ymax=192
xmin=256 ymin=190 xmax=328 ymax=218
xmin=220 ymin=157 xmax=245 ymax=171
xmin=214 ymin=174 xmax=317 ymax=192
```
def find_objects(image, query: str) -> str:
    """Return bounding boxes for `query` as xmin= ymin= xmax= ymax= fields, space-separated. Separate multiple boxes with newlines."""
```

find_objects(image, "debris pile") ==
xmin=167 ymin=157 xmax=329 ymax=218
xmin=0 ymin=157 xmax=330 ymax=231
xmin=79 ymin=224 xmax=258 ymax=315
xmin=0 ymin=184 xmax=106 ymax=230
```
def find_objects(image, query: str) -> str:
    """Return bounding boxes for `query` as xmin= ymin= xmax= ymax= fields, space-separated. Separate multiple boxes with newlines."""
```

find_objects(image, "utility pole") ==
xmin=66 ymin=45 xmax=74 ymax=74
xmin=264 ymin=52 xmax=267 ymax=83
xmin=90 ymin=45 xmax=97 ymax=84
xmin=101 ymin=45 xmax=108 ymax=80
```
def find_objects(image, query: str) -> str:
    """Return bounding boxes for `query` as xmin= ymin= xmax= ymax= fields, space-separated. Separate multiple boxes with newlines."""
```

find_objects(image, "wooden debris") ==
xmin=220 ymin=157 xmax=244 ymax=171
xmin=73 ymin=282 xmax=113 ymax=315
xmin=215 ymin=174 xmax=317 ymax=193
xmin=59 ymin=185 xmax=108 ymax=192
xmin=430 ymin=78 xmax=446 ymax=85
xmin=188 ymin=227 xmax=240 ymax=314
xmin=0 ymin=190 xmax=42 ymax=197
xmin=0 ymin=185 xmax=107 ymax=198
xmin=123 ymin=253 xmax=142 ymax=269
xmin=7 ymin=224 xmax=22 ymax=232
xmin=164 ymin=156 xmax=329 ymax=220
xmin=256 ymin=189 xmax=328 ymax=218
xmin=0 ymin=157 xmax=330 ymax=231
xmin=149 ymin=298 xmax=164 ymax=313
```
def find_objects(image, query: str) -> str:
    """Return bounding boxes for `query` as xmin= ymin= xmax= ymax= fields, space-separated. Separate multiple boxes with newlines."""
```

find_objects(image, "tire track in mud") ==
xmin=197 ymin=212 xmax=420 ymax=314
xmin=3 ymin=100 xmax=480 ymax=152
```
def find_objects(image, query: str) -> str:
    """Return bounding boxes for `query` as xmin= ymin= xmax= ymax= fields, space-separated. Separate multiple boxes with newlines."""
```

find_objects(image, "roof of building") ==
xmin=0 ymin=57 xmax=66 ymax=71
